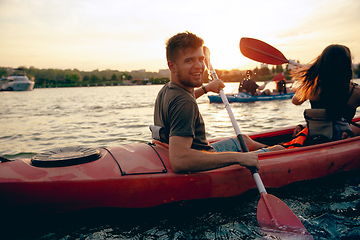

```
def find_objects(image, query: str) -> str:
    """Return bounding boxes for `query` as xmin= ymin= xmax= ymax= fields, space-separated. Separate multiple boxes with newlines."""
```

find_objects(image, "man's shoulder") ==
xmin=250 ymin=80 xmax=259 ymax=86
xmin=165 ymin=82 xmax=194 ymax=98
xmin=159 ymin=82 xmax=182 ymax=93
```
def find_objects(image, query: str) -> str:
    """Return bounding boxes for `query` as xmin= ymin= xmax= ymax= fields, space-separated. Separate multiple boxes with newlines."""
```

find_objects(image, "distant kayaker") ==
xmin=291 ymin=44 xmax=360 ymax=140
xmin=238 ymin=70 xmax=259 ymax=95
xmin=277 ymin=79 xmax=287 ymax=94
xmin=257 ymin=79 xmax=294 ymax=96
xmin=153 ymin=31 xmax=284 ymax=173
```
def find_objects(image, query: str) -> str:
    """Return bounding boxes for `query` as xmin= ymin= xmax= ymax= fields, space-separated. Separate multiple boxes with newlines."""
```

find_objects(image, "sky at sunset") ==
xmin=1 ymin=0 xmax=359 ymax=72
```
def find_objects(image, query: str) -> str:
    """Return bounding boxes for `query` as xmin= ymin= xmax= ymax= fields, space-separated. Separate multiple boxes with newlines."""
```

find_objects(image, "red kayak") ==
xmin=1 ymin=117 xmax=360 ymax=214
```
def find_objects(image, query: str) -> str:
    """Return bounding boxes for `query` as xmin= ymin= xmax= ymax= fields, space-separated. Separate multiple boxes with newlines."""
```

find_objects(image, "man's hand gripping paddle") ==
xmin=203 ymin=46 xmax=312 ymax=238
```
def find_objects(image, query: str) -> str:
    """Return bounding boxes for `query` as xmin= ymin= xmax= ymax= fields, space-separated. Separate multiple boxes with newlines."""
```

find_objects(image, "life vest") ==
xmin=282 ymin=128 xmax=308 ymax=149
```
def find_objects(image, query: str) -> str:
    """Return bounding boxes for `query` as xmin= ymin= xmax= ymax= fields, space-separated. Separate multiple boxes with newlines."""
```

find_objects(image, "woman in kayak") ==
xmin=291 ymin=44 xmax=360 ymax=140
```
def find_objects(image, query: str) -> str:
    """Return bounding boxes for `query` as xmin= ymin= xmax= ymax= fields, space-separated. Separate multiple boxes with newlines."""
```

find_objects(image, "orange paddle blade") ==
xmin=240 ymin=37 xmax=288 ymax=65
xmin=257 ymin=193 xmax=312 ymax=237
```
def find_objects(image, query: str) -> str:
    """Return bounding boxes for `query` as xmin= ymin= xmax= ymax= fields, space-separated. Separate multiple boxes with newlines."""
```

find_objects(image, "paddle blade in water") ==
xmin=240 ymin=37 xmax=288 ymax=65
xmin=257 ymin=193 xmax=311 ymax=236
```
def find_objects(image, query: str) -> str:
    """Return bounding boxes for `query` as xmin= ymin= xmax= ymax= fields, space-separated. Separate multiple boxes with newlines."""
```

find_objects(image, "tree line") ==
xmin=1 ymin=63 xmax=359 ymax=88
xmin=0 ymin=67 xmax=170 ymax=87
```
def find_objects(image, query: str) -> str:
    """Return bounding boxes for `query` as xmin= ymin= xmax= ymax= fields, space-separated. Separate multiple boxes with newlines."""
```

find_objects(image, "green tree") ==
xmin=36 ymin=78 xmax=45 ymax=85
xmin=275 ymin=65 xmax=284 ymax=73
xmin=55 ymin=71 xmax=66 ymax=83
xmin=0 ymin=68 xmax=7 ymax=77
xmin=121 ymin=72 xmax=133 ymax=80
xmin=49 ymin=79 xmax=57 ymax=85
xmin=259 ymin=67 xmax=270 ymax=76
xmin=150 ymin=78 xmax=170 ymax=84
xmin=26 ymin=66 xmax=37 ymax=79
xmin=285 ymin=64 xmax=290 ymax=74
xmin=83 ymin=75 xmax=90 ymax=82
xmin=111 ymin=73 xmax=118 ymax=81
xmin=90 ymin=74 xmax=101 ymax=83
xmin=65 ymin=73 xmax=80 ymax=84
xmin=252 ymin=67 xmax=260 ymax=80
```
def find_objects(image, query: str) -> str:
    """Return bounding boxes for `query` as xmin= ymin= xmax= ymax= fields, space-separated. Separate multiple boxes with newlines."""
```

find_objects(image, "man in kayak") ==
xmin=154 ymin=31 xmax=284 ymax=173
xmin=238 ymin=70 xmax=259 ymax=95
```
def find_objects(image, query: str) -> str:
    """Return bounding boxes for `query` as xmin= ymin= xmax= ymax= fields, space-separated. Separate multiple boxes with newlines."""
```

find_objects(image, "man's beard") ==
xmin=176 ymin=70 xmax=202 ymax=88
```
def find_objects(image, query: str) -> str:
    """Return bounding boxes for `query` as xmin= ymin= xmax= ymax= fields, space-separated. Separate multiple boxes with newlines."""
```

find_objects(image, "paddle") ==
xmin=203 ymin=46 xmax=248 ymax=151
xmin=240 ymin=37 xmax=303 ymax=67
xmin=203 ymin=46 xmax=312 ymax=237
xmin=272 ymin=72 xmax=285 ymax=82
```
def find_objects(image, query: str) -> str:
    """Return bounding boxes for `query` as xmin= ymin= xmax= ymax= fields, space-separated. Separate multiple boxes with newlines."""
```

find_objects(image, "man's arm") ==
xmin=169 ymin=136 xmax=260 ymax=173
xmin=257 ymin=81 xmax=270 ymax=91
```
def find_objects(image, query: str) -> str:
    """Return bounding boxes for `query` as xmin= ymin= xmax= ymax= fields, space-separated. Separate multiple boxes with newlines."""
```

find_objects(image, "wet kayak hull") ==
xmin=1 ymin=118 xmax=360 ymax=213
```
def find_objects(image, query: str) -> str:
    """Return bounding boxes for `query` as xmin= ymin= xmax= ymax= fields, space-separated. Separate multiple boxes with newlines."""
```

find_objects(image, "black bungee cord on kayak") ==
xmin=0 ymin=156 xmax=12 ymax=162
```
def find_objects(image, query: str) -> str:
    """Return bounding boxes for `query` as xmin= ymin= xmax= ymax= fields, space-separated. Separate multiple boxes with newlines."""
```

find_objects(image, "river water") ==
xmin=1 ymin=82 xmax=360 ymax=239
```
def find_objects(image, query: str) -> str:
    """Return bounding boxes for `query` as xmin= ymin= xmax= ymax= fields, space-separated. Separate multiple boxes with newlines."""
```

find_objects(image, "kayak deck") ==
xmin=0 ymin=117 xmax=360 ymax=213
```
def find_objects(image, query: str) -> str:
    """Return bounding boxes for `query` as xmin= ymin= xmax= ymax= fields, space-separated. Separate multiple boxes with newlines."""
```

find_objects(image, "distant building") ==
xmin=158 ymin=69 xmax=170 ymax=78
xmin=260 ymin=63 xmax=268 ymax=69
xmin=131 ymin=69 xmax=146 ymax=73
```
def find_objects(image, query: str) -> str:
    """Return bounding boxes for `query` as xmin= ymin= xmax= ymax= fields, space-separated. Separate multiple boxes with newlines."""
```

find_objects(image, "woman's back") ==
xmin=310 ymin=83 xmax=358 ymax=122
xmin=291 ymin=44 xmax=360 ymax=140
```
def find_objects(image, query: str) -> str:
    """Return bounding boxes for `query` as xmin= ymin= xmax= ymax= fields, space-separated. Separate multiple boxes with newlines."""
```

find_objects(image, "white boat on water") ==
xmin=1 ymin=75 xmax=35 ymax=91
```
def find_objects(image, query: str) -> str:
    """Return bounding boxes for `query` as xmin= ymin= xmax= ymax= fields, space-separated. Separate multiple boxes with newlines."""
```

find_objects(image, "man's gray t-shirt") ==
xmin=154 ymin=82 xmax=213 ymax=151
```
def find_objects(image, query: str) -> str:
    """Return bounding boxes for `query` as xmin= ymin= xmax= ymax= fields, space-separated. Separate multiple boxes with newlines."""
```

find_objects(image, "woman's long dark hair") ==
xmin=292 ymin=44 xmax=353 ymax=118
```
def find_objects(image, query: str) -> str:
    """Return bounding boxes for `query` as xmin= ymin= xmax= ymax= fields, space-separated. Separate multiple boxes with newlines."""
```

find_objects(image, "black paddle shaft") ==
xmin=236 ymin=134 xmax=258 ymax=175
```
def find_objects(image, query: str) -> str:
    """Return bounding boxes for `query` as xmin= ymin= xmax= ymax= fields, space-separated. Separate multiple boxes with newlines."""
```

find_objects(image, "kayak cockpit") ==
xmin=31 ymin=146 xmax=102 ymax=167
